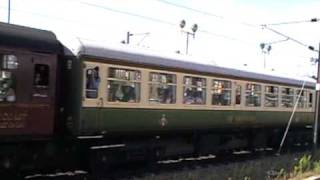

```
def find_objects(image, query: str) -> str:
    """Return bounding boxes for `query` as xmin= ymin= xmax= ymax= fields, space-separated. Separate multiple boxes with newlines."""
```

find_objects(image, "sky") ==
xmin=0 ymin=0 xmax=320 ymax=78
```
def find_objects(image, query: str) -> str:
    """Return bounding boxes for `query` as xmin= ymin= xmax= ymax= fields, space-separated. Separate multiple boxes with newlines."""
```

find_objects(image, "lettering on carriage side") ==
xmin=159 ymin=114 xmax=168 ymax=127
xmin=233 ymin=116 xmax=255 ymax=124
xmin=0 ymin=111 xmax=28 ymax=129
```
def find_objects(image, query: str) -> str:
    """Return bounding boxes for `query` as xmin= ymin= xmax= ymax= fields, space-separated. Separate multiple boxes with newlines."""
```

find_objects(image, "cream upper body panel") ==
xmin=82 ymin=60 xmax=315 ymax=113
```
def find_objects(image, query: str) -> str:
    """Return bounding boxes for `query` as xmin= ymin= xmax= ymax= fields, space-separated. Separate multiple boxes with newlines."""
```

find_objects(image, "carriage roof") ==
xmin=78 ymin=43 xmax=315 ymax=89
xmin=0 ymin=22 xmax=60 ymax=53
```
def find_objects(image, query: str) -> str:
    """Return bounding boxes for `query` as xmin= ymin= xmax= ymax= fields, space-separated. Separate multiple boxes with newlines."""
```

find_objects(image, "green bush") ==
xmin=293 ymin=154 xmax=311 ymax=175
xmin=313 ymin=160 xmax=320 ymax=173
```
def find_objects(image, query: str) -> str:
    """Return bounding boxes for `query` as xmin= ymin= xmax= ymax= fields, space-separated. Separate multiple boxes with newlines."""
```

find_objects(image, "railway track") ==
xmin=20 ymin=144 xmax=312 ymax=180
xmin=98 ymin=145 xmax=311 ymax=179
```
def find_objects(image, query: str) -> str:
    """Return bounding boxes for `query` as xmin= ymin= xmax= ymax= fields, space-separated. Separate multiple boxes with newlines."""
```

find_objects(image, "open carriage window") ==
xmin=296 ymin=89 xmax=307 ymax=108
xmin=149 ymin=72 xmax=176 ymax=104
xmin=264 ymin=85 xmax=279 ymax=107
xmin=0 ymin=54 xmax=17 ymax=102
xmin=108 ymin=67 xmax=141 ymax=103
xmin=245 ymin=83 xmax=261 ymax=107
xmin=34 ymin=64 xmax=49 ymax=88
xmin=212 ymin=79 xmax=232 ymax=106
xmin=183 ymin=76 xmax=206 ymax=105
xmin=2 ymin=55 xmax=18 ymax=70
xmin=281 ymin=87 xmax=294 ymax=108
xmin=85 ymin=66 xmax=100 ymax=99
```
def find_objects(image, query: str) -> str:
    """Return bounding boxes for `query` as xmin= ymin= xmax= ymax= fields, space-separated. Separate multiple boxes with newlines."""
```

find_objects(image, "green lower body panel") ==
xmin=78 ymin=108 xmax=314 ymax=135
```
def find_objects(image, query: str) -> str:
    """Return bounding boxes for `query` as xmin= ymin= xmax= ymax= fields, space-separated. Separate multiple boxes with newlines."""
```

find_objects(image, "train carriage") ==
xmin=0 ymin=22 xmax=74 ymax=174
xmin=0 ymin=22 xmax=61 ymax=138
xmin=65 ymin=43 xmax=316 ymax=158
xmin=0 ymin=22 xmax=317 ymax=175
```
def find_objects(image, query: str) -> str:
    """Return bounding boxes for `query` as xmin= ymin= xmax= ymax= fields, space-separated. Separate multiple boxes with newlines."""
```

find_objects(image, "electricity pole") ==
xmin=121 ymin=31 xmax=149 ymax=45
xmin=313 ymin=42 xmax=320 ymax=154
xmin=260 ymin=43 xmax=272 ymax=69
xmin=261 ymin=18 xmax=320 ymax=154
xmin=8 ymin=0 xmax=11 ymax=23
xmin=179 ymin=19 xmax=198 ymax=55
xmin=126 ymin=31 xmax=133 ymax=44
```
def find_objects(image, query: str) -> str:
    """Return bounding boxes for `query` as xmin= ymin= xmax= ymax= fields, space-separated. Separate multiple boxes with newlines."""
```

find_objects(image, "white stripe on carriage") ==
xmin=90 ymin=144 xmax=125 ymax=150
xmin=77 ymin=135 xmax=104 ymax=139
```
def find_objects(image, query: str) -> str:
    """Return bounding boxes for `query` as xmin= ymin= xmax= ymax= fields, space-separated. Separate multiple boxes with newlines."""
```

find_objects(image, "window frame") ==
xmin=33 ymin=64 xmax=50 ymax=89
xmin=307 ymin=91 xmax=314 ymax=109
xmin=1 ymin=54 xmax=18 ymax=70
xmin=107 ymin=66 xmax=142 ymax=103
xmin=182 ymin=75 xmax=207 ymax=105
xmin=148 ymin=71 xmax=177 ymax=104
xmin=82 ymin=62 xmax=105 ymax=107
xmin=211 ymin=79 xmax=232 ymax=106
xmin=245 ymin=83 xmax=262 ymax=107
xmin=84 ymin=65 xmax=101 ymax=99
xmin=296 ymin=89 xmax=307 ymax=109
xmin=0 ymin=53 xmax=18 ymax=103
xmin=280 ymin=86 xmax=295 ymax=108
xmin=264 ymin=85 xmax=279 ymax=108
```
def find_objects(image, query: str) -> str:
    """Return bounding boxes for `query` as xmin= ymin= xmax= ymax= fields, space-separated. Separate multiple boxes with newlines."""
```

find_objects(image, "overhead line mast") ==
xmin=262 ymin=18 xmax=320 ymax=155
xmin=8 ymin=0 xmax=11 ymax=23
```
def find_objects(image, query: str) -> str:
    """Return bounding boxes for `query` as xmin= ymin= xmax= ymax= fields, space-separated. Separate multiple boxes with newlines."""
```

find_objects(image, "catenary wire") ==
xmin=263 ymin=18 xmax=320 ymax=26
xmin=69 ymin=1 xmax=257 ymax=46
xmin=262 ymin=25 xmax=318 ymax=51
xmin=155 ymin=0 xmax=259 ymax=28
xmin=1 ymin=0 xmax=258 ymax=47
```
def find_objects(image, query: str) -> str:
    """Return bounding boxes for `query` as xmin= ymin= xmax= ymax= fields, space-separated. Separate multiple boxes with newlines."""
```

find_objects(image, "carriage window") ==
xmin=308 ymin=92 xmax=313 ymax=108
xmin=108 ymin=67 xmax=141 ymax=103
xmin=245 ymin=83 xmax=261 ymax=107
xmin=281 ymin=87 xmax=294 ymax=108
xmin=212 ymin=79 xmax=231 ymax=106
xmin=85 ymin=66 xmax=100 ymax=99
xmin=34 ymin=64 xmax=49 ymax=88
xmin=296 ymin=90 xmax=307 ymax=108
xmin=264 ymin=86 xmax=279 ymax=107
xmin=2 ymin=55 xmax=18 ymax=70
xmin=149 ymin=72 xmax=176 ymax=104
xmin=183 ymin=76 xmax=206 ymax=105
xmin=235 ymin=84 xmax=241 ymax=105
xmin=0 ymin=54 xmax=17 ymax=102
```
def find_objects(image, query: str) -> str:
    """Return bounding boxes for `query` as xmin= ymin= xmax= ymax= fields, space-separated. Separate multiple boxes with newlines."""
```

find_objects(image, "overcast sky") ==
xmin=0 ymin=0 xmax=320 ymax=78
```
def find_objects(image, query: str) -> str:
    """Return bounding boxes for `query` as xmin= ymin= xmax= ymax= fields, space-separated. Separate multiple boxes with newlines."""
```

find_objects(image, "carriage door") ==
xmin=83 ymin=62 xmax=104 ymax=131
xmin=31 ymin=55 xmax=56 ymax=134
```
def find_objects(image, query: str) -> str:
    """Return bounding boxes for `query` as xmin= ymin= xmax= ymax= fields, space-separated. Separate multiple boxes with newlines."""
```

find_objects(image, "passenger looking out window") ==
xmin=281 ymin=87 xmax=294 ymax=108
xmin=245 ymin=83 xmax=261 ymax=107
xmin=0 ymin=54 xmax=17 ymax=102
xmin=149 ymin=72 xmax=176 ymax=104
xmin=108 ymin=67 xmax=141 ymax=103
xmin=34 ymin=64 xmax=49 ymax=88
xmin=33 ymin=64 xmax=50 ymax=98
xmin=85 ymin=66 xmax=100 ymax=99
xmin=264 ymin=86 xmax=279 ymax=107
xmin=212 ymin=79 xmax=231 ymax=106
xmin=183 ymin=76 xmax=206 ymax=105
